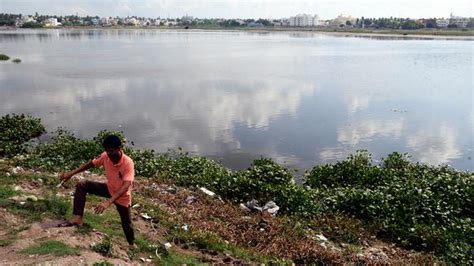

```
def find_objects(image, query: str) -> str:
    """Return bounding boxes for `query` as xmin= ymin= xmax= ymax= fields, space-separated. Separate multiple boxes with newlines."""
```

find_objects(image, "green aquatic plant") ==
xmin=1 ymin=113 xmax=472 ymax=263
xmin=0 ymin=114 xmax=46 ymax=157
xmin=0 ymin=54 xmax=9 ymax=61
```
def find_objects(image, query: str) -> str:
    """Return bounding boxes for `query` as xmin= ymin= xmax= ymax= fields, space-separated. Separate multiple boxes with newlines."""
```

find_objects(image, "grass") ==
xmin=160 ymin=249 xmax=207 ymax=265
xmin=0 ymin=54 xmax=9 ymax=61
xmin=0 ymin=225 xmax=30 ymax=247
xmin=93 ymin=261 xmax=113 ymax=266
xmin=169 ymin=227 xmax=271 ymax=263
xmin=0 ymin=193 xmax=70 ymax=222
xmin=92 ymin=237 xmax=113 ymax=257
xmin=21 ymin=240 xmax=80 ymax=256
xmin=83 ymin=210 xmax=123 ymax=237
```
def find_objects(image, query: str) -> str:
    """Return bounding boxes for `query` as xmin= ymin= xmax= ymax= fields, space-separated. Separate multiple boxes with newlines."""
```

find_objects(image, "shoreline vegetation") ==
xmin=1 ymin=25 xmax=474 ymax=38
xmin=1 ymin=114 xmax=472 ymax=263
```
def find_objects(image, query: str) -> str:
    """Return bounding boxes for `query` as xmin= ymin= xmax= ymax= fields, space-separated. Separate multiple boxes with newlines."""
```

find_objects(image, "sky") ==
xmin=1 ymin=0 xmax=473 ymax=19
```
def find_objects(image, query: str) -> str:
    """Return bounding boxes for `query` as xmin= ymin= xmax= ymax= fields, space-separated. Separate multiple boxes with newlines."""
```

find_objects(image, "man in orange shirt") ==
xmin=57 ymin=135 xmax=135 ymax=248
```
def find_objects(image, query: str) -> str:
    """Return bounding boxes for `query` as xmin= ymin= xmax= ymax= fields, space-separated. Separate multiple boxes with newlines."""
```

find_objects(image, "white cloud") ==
xmin=407 ymin=124 xmax=462 ymax=165
xmin=337 ymin=118 xmax=404 ymax=146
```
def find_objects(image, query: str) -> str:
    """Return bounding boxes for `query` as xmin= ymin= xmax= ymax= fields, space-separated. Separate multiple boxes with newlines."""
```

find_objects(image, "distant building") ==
xmin=100 ymin=17 xmax=111 ymax=26
xmin=450 ymin=13 xmax=470 ymax=28
xmin=91 ymin=18 xmax=99 ymax=26
xmin=329 ymin=14 xmax=357 ymax=27
xmin=436 ymin=18 xmax=449 ymax=28
xmin=181 ymin=15 xmax=194 ymax=24
xmin=43 ymin=18 xmax=61 ymax=27
xmin=289 ymin=14 xmax=319 ymax=27
xmin=248 ymin=22 xmax=264 ymax=27
xmin=15 ymin=15 xmax=36 ymax=27
xmin=127 ymin=18 xmax=139 ymax=26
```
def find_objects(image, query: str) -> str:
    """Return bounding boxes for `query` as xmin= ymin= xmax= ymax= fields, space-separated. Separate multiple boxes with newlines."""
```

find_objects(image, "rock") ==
xmin=140 ymin=213 xmax=152 ymax=220
xmin=140 ymin=257 xmax=146 ymax=262
xmin=315 ymin=234 xmax=328 ymax=242
xmin=185 ymin=195 xmax=197 ymax=204
xmin=366 ymin=247 xmax=389 ymax=261
xmin=199 ymin=187 xmax=215 ymax=197
xmin=26 ymin=195 xmax=38 ymax=202
xmin=12 ymin=166 xmax=23 ymax=174
xmin=244 ymin=199 xmax=262 ymax=212
xmin=239 ymin=203 xmax=251 ymax=212
xmin=10 ymin=195 xmax=27 ymax=202
xmin=263 ymin=201 xmax=279 ymax=216
xmin=163 ymin=186 xmax=177 ymax=194
xmin=164 ymin=242 xmax=172 ymax=250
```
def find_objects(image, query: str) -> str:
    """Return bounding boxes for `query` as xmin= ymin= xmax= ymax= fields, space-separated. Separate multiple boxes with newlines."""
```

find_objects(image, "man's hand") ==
xmin=60 ymin=171 xmax=74 ymax=182
xmin=94 ymin=200 xmax=112 ymax=214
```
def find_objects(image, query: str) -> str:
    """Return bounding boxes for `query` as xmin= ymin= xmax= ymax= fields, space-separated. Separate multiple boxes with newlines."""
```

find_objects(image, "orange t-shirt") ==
xmin=92 ymin=151 xmax=134 ymax=207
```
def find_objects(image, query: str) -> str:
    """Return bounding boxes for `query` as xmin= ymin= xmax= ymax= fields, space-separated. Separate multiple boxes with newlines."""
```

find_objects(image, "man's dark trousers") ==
xmin=73 ymin=180 xmax=134 ymax=245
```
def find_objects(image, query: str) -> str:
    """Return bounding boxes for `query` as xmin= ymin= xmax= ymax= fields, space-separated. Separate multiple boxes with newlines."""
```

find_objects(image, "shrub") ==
xmin=92 ymin=237 xmax=113 ymax=257
xmin=0 ymin=114 xmax=46 ymax=157
xmin=305 ymin=152 xmax=474 ymax=263
xmin=0 ymin=54 xmax=9 ymax=61
xmin=21 ymin=240 xmax=79 ymax=256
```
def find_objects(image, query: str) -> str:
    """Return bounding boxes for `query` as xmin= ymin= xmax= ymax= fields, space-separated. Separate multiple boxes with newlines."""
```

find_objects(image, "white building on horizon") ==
xmin=289 ymin=14 xmax=319 ymax=27
xmin=43 ymin=18 xmax=61 ymax=27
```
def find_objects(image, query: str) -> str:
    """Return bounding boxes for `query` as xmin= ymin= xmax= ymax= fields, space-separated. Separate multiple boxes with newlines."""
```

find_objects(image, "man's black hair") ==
xmin=102 ymin=135 xmax=122 ymax=149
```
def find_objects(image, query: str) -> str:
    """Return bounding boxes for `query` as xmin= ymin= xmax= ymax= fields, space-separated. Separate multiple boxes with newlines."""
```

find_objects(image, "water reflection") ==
xmin=0 ymin=29 xmax=472 ymax=171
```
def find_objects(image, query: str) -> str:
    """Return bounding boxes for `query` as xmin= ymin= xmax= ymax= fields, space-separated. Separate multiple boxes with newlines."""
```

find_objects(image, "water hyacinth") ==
xmin=1 ymin=113 xmax=473 ymax=264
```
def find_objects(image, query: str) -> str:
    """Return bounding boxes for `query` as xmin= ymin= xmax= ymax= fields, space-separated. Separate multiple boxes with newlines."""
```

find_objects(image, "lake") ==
xmin=0 ymin=29 xmax=472 ymax=171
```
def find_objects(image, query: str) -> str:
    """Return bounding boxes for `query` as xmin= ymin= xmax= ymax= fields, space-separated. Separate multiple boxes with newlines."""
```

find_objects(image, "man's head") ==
xmin=102 ymin=135 xmax=122 ymax=162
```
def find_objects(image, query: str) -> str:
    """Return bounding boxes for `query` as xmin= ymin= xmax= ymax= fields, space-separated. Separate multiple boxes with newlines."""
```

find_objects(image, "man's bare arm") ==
xmin=60 ymin=161 xmax=94 ymax=181
xmin=94 ymin=181 xmax=132 ymax=214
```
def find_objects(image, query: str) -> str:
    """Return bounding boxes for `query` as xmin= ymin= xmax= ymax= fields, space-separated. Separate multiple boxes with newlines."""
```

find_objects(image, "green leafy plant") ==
xmin=21 ymin=240 xmax=79 ymax=256
xmin=0 ymin=114 xmax=45 ymax=157
xmin=92 ymin=237 xmax=113 ymax=257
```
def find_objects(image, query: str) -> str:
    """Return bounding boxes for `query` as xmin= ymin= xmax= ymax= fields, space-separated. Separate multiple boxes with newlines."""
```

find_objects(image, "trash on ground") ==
xmin=185 ymin=195 xmax=197 ymax=204
xmin=316 ymin=234 xmax=328 ymax=242
xmin=26 ymin=195 xmax=38 ymax=202
xmin=199 ymin=187 xmax=215 ymax=197
xmin=162 ymin=186 xmax=177 ymax=194
xmin=140 ymin=213 xmax=152 ymax=220
xmin=242 ymin=199 xmax=280 ymax=216
xmin=263 ymin=201 xmax=279 ymax=216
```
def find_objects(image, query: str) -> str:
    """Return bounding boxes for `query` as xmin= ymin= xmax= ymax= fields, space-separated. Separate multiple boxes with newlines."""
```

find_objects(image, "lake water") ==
xmin=0 ymin=29 xmax=472 ymax=171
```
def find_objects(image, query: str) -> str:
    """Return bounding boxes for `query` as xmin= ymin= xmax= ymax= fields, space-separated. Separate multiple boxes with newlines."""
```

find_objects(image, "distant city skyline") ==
xmin=1 ymin=0 xmax=473 ymax=19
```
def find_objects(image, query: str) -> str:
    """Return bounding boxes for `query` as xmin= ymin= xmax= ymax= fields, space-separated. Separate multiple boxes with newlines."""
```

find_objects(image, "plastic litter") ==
xmin=316 ymin=234 xmax=328 ymax=242
xmin=199 ymin=187 xmax=215 ymax=197
xmin=140 ymin=213 xmax=152 ymax=220
xmin=242 ymin=200 xmax=280 ymax=216
xmin=185 ymin=195 xmax=197 ymax=204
